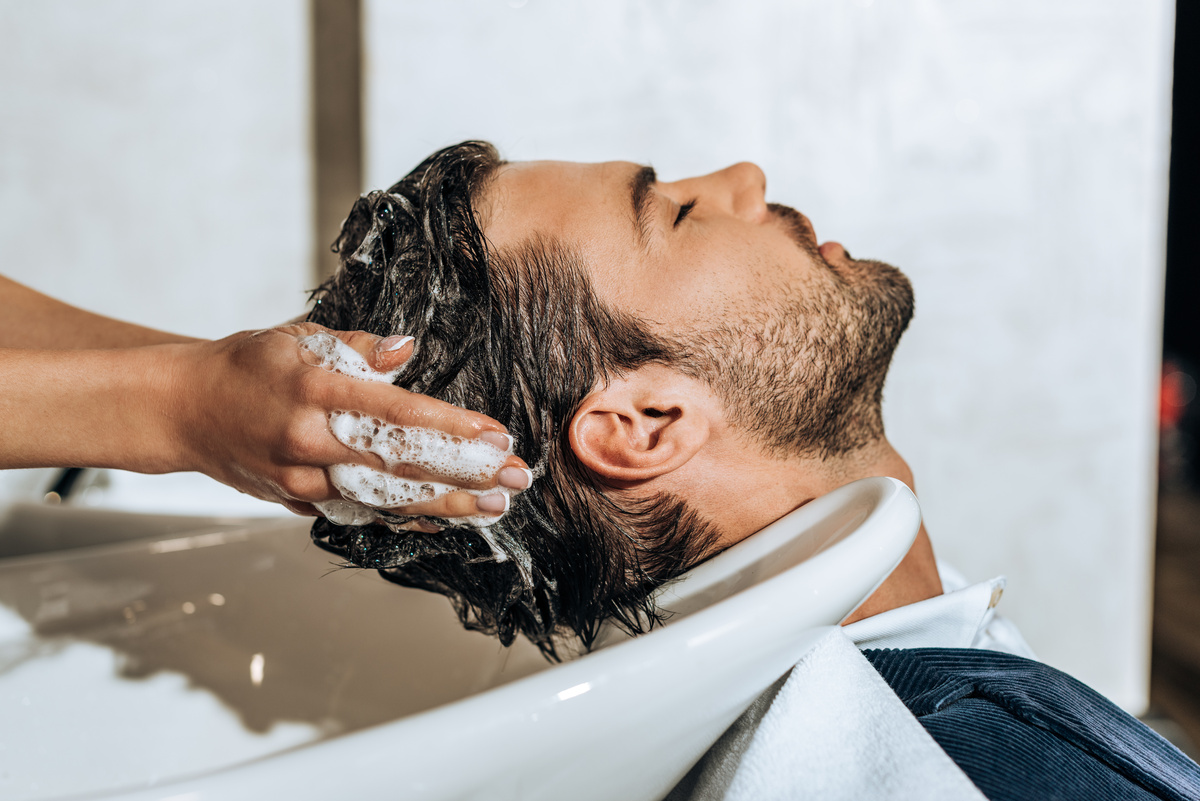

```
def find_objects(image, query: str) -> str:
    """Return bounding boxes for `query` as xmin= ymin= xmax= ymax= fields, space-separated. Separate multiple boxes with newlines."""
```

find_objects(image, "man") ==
xmin=308 ymin=140 xmax=937 ymax=652
xmin=310 ymin=141 xmax=1200 ymax=800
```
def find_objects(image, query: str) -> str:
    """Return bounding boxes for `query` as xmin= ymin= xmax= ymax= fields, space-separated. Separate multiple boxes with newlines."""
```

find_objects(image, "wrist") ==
xmin=148 ymin=340 xmax=215 ymax=475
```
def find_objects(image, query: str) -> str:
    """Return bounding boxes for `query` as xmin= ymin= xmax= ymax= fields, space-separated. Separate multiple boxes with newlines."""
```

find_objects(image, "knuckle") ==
xmin=334 ymin=329 xmax=378 ymax=357
xmin=277 ymin=468 xmax=323 ymax=501
xmin=275 ymin=471 xmax=306 ymax=499
xmin=277 ymin=423 xmax=324 ymax=465
xmin=388 ymin=462 xmax=424 ymax=482
xmin=296 ymin=367 xmax=332 ymax=405
xmin=381 ymin=393 xmax=418 ymax=427
xmin=394 ymin=491 xmax=469 ymax=519
xmin=273 ymin=323 xmax=307 ymax=338
xmin=442 ymin=491 xmax=479 ymax=517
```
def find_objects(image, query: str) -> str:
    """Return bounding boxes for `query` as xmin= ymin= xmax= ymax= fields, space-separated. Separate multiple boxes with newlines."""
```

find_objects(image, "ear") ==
xmin=569 ymin=365 xmax=713 ymax=485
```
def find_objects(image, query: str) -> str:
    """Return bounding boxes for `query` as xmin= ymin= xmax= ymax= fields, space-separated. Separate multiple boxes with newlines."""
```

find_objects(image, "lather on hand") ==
xmin=0 ymin=275 xmax=531 ymax=522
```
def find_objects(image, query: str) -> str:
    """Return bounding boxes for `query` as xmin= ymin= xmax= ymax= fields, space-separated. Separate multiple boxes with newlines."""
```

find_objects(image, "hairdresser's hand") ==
xmin=172 ymin=323 xmax=530 ymax=519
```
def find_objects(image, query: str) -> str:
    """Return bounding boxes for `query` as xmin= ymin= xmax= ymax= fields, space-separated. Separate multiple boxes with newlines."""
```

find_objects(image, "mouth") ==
xmin=766 ymin=202 xmax=852 ymax=266
xmin=767 ymin=202 xmax=820 ymax=254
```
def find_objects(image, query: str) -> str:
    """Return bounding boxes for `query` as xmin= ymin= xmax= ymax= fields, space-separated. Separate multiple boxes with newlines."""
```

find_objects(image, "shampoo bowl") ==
xmin=0 ymin=476 xmax=919 ymax=801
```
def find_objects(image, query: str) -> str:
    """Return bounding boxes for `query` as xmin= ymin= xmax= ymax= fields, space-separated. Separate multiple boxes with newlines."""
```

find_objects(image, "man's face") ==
xmin=483 ymin=160 xmax=841 ymax=332
xmin=482 ymin=160 xmax=914 ymax=457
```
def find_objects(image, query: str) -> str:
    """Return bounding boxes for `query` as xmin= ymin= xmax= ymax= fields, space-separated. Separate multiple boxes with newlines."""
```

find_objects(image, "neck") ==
xmin=683 ymin=435 xmax=943 ymax=621
xmin=835 ymin=445 xmax=942 ymax=623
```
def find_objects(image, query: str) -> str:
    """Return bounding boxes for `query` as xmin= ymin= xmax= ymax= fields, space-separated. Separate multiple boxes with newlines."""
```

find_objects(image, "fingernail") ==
xmin=498 ymin=466 xmax=533 ymax=490
xmin=479 ymin=431 xmax=514 ymax=452
xmin=378 ymin=335 xmax=414 ymax=352
xmin=476 ymin=492 xmax=510 ymax=514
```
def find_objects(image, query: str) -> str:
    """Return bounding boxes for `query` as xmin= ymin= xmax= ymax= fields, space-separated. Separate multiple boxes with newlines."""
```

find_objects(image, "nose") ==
xmin=679 ymin=162 xmax=768 ymax=223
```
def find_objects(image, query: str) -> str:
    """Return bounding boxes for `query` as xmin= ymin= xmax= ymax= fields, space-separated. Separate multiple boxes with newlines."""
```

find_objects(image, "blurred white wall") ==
xmin=365 ymin=0 xmax=1174 ymax=710
xmin=0 ymin=0 xmax=310 ymax=338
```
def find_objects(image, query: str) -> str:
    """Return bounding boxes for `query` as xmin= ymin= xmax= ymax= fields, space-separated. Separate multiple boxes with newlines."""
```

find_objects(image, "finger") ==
xmin=275 ymin=323 xmax=411 ymax=373
xmin=327 ymin=329 xmax=416 ymax=372
xmin=338 ymin=379 xmax=512 ymax=441
xmin=495 ymin=460 xmax=534 ymax=490
xmin=326 ymin=446 xmax=531 ymax=492
xmin=319 ymin=405 xmax=530 ymax=489
xmin=367 ymin=335 xmax=415 ymax=372
xmin=287 ymin=454 xmax=522 ymax=513
xmin=296 ymin=327 xmax=513 ymax=440
xmin=390 ymin=489 xmax=510 ymax=520
xmin=284 ymin=410 xmax=530 ymax=493
xmin=274 ymin=321 xmax=329 ymax=339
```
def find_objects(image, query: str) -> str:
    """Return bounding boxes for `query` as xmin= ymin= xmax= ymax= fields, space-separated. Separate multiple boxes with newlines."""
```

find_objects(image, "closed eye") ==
xmin=674 ymin=199 xmax=697 ymax=228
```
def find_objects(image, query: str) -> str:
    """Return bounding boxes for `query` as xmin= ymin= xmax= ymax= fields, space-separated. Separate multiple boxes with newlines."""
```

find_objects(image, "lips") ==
xmin=818 ymin=241 xmax=842 ymax=261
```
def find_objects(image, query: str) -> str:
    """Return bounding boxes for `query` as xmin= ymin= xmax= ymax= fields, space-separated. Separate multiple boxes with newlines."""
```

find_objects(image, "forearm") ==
xmin=1 ymin=324 xmax=527 ymax=519
xmin=0 ymin=345 xmax=188 ymax=473
xmin=0 ymin=275 xmax=199 ymax=349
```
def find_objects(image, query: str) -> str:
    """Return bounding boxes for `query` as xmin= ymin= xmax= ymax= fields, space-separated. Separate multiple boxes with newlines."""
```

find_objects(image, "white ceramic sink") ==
xmin=0 ymin=476 xmax=920 ymax=801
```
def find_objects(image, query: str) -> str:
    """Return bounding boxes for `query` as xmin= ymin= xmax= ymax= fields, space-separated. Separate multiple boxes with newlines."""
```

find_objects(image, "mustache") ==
xmin=767 ymin=202 xmax=821 ymax=258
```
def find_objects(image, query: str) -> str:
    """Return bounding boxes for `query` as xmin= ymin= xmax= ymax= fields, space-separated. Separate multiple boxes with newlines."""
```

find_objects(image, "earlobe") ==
xmin=569 ymin=367 xmax=712 ymax=485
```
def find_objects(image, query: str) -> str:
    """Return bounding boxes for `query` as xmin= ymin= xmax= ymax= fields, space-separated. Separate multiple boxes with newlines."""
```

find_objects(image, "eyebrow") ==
xmin=629 ymin=165 xmax=656 ymax=249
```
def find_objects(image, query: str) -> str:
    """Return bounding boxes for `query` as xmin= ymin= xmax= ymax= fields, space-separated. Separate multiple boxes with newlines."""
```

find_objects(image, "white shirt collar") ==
xmin=841 ymin=567 xmax=1036 ymax=658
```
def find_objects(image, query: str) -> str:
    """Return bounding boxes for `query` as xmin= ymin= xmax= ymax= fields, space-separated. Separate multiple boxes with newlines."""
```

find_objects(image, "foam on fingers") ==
xmin=298 ymin=331 xmax=523 ymax=561
xmin=328 ymin=411 xmax=508 ymax=484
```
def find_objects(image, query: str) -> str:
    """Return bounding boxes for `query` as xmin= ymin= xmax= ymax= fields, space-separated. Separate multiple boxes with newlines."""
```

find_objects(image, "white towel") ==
xmin=673 ymin=627 xmax=986 ymax=801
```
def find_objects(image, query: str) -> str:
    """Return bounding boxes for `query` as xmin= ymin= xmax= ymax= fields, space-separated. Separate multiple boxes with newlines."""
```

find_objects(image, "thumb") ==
xmin=277 ymin=323 xmax=415 ymax=372
xmin=360 ymin=330 xmax=412 ymax=371
xmin=355 ymin=333 xmax=415 ymax=372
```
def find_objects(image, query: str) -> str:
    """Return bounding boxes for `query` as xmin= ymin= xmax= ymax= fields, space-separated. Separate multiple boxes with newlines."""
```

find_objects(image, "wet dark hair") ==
xmin=307 ymin=141 xmax=719 ymax=658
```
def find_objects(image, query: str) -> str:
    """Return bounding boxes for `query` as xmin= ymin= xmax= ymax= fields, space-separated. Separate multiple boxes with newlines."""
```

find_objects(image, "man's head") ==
xmin=308 ymin=141 xmax=913 ymax=656
xmin=484 ymin=158 xmax=914 ymax=460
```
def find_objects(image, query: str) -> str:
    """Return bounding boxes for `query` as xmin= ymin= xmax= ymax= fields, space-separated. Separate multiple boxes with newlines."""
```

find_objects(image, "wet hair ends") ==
xmin=307 ymin=141 xmax=719 ymax=659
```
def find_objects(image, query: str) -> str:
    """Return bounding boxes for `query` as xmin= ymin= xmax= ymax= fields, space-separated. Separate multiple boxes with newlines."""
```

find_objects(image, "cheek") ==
xmin=653 ymin=254 xmax=758 ymax=328
xmin=691 ymin=246 xmax=781 ymax=307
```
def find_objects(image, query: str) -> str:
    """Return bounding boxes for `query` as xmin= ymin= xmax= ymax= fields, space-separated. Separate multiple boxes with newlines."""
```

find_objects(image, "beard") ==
xmin=677 ymin=204 xmax=915 ymax=459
